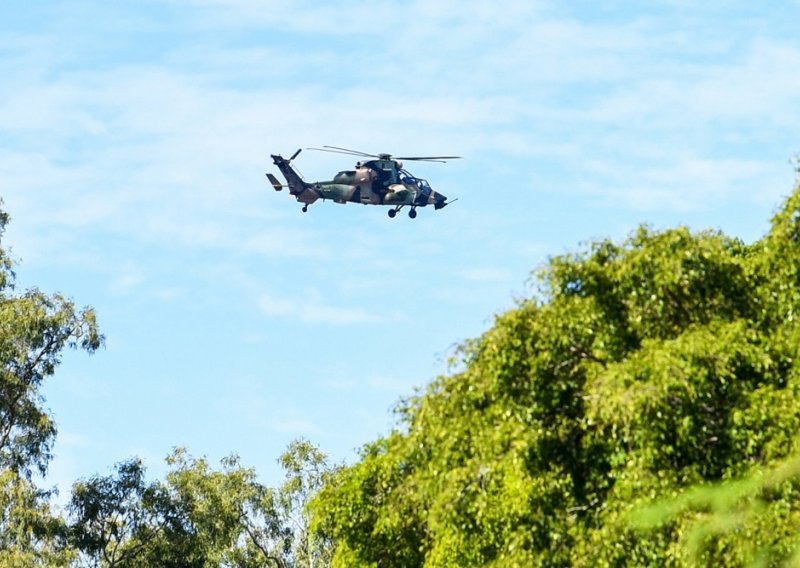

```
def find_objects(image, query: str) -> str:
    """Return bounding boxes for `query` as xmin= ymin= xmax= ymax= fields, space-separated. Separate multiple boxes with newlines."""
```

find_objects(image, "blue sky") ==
xmin=2 ymin=1 xmax=799 ymax=494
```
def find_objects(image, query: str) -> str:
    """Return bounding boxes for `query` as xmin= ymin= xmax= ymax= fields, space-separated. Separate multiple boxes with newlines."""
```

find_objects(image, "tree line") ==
xmin=4 ymin=177 xmax=800 ymax=566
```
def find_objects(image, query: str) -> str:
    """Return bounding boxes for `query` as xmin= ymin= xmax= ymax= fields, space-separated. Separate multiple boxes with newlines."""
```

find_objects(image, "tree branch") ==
xmin=240 ymin=511 xmax=285 ymax=568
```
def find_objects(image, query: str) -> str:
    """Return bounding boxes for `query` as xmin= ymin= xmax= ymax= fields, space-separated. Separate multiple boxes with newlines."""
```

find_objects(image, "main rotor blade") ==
xmin=306 ymin=147 xmax=461 ymax=162
xmin=324 ymin=145 xmax=376 ymax=157
xmin=394 ymin=156 xmax=461 ymax=162
xmin=307 ymin=146 xmax=375 ymax=158
xmin=306 ymin=147 xmax=354 ymax=156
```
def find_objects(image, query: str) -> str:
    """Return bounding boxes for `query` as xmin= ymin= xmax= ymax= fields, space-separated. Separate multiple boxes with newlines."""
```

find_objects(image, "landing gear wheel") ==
xmin=408 ymin=209 xmax=417 ymax=219
xmin=388 ymin=209 xmax=397 ymax=218
xmin=302 ymin=205 xmax=308 ymax=213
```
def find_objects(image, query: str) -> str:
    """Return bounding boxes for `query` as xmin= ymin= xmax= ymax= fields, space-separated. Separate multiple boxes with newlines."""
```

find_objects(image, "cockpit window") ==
xmin=400 ymin=169 xmax=432 ymax=196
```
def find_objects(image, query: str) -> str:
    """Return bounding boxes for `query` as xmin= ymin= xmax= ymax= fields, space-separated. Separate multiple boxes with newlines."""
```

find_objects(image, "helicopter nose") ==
xmin=434 ymin=192 xmax=448 ymax=209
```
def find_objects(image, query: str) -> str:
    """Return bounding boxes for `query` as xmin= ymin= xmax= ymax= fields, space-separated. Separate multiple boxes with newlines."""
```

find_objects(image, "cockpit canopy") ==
xmin=400 ymin=169 xmax=433 ymax=195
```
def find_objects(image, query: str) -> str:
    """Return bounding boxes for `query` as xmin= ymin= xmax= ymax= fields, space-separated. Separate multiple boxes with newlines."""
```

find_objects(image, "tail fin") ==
xmin=271 ymin=151 xmax=308 ymax=195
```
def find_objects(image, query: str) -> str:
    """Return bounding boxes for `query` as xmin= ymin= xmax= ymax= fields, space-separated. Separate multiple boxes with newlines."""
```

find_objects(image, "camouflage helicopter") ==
xmin=266 ymin=146 xmax=459 ymax=218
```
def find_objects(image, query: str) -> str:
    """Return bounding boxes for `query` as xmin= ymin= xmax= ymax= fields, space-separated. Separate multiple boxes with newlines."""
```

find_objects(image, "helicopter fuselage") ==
xmin=306 ymin=180 xmax=432 ymax=207
xmin=269 ymin=151 xmax=451 ymax=217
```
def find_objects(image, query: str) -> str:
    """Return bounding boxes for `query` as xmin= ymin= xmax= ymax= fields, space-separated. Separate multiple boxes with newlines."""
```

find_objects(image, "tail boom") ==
xmin=270 ymin=152 xmax=320 ymax=206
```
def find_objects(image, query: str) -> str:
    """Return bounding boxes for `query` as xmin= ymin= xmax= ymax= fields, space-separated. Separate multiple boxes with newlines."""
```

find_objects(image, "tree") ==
xmin=68 ymin=459 xmax=174 ymax=567
xmin=68 ymin=451 xmax=286 ymax=567
xmin=0 ymin=470 xmax=73 ymax=567
xmin=67 ymin=441 xmax=336 ymax=568
xmin=311 ymin=180 xmax=800 ymax=566
xmin=164 ymin=448 xmax=291 ymax=568
xmin=277 ymin=439 xmax=337 ymax=568
xmin=0 ymin=203 xmax=102 ymax=563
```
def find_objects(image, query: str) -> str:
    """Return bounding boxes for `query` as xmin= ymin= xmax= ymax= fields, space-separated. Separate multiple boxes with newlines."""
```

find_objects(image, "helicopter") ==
xmin=266 ymin=146 xmax=459 ymax=219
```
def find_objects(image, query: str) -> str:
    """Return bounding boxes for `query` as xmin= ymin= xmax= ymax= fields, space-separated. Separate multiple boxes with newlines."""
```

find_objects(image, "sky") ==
xmin=1 ymin=1 xmax=800 ymax=496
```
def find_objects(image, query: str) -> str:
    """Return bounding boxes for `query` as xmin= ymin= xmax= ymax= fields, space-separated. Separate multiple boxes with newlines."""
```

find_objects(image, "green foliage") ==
xmin=164 ymin=448 xmax=291 ymax=567
xmin=67 ymin=451 xmax=285 ymax=567
xmin=0 ymin=203 xmax=102 ymax=563
xmin=68 ymin=458 xmax=176 ymax=567
xmin=631 ymin=454 xmax=800 ymax=566
xmin=66 ymin=440 xmax=336 ymax=567
xmin=278 ymin=439 xmax=338 ymax=567
xmin=0 ymin=470 xmax=73 ymax=567
xmin=312 ymin=183 xmax=800 ymax=566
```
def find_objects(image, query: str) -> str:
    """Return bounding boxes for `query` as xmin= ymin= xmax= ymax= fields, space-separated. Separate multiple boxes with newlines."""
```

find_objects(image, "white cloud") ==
xmin=152 ymin=287 xmax=186 ymax=302
xmin=318 ymin=378 xmax=359 ymax=391
xmin=108 ymin=266 xmax=146 ymax=295
xmin=578 ymin=154 xmax=789 ymax=213
xmin=459 ymin=267 xmax=514 ymax=284
xmin=258 ymin=289 xmax=381 ymax=325
xmin=216 ymin=387 xmax=322 ymax=437
xmin=3 ymin=2 xmax=796 ymax=256
xmin=585 ymin=40 xmax=800 ymax=128
xmin=272 ymin=417 xmax=320 ymax=436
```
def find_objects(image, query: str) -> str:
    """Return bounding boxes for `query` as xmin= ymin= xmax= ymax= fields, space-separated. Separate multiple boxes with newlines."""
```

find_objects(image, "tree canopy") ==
xmin=311 ymin=181 xmax=800 ymax=567
xmin=0 ymin=204 xmax=102 ymax=565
